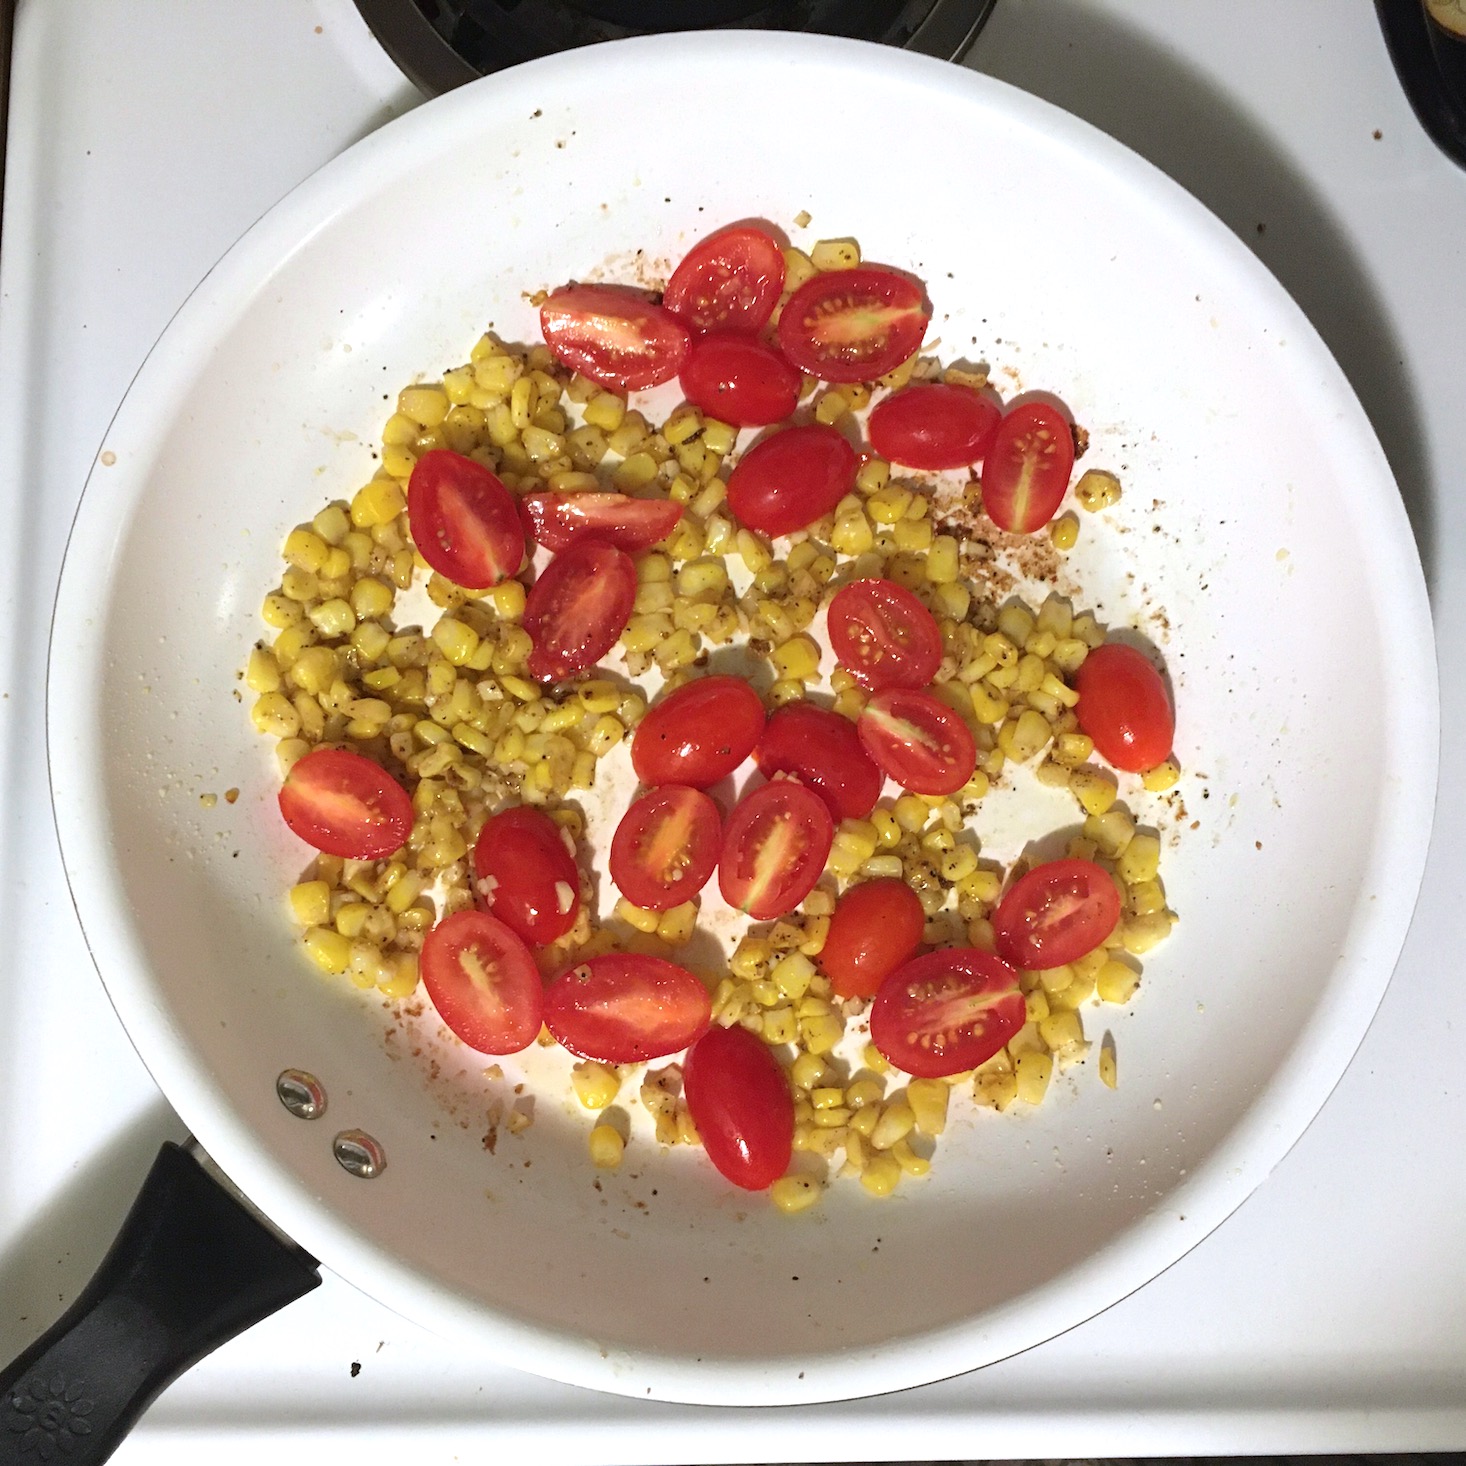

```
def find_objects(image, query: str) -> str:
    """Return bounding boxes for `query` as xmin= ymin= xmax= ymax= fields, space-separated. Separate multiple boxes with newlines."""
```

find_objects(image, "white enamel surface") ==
xmin=45 ymin=31 xmax=1435 ymax=1406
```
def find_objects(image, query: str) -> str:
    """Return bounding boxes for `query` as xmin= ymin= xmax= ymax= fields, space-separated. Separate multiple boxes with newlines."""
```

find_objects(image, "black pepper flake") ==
xmin=350 ymin=1361 xmax=361 ymax=1378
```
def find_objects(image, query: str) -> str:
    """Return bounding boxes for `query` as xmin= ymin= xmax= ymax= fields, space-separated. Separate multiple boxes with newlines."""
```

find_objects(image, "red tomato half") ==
xmin=718 ymin=780 xmax=834 ymax=920
xmin=827 ymin=578 xmax=943 ymax=693
xmin=519 ymin=492 xmax=681 ymax=554
xmin=544 ymin=954 xmax=711 ymax=1065
xmin=869 ymin=948 xmax=1026 ymax=1078
xmin=630 ymin=675 xmax=766 ymax=789
xmin=857 ymin=688 xmax=977 ymax=797
xmin=682 ymin=1023 xmax=793 ymax=1191
xmin=609 ymin=785 xmax=721 ymax=911
xmin=776 ymin=266 xmax=930 ymax=383
xmin=420 ymin=909 xmax=544 ymax=1056
xmin=1073 ymin=642 xmax=1176 ymax=772
xmin=406 ymin=450 xmax=524 ymax=590
xmin=679 ymin=333 xmax=801 ymax=427
xmin=992 ymin=858 xmax=1121 ymax=971
xmin=868 ymin=382 xmax=1002 ymax=471
xmin=725 ymin=424 xmax=858 ymax=538
xmin=980 ymin=402 xmax=1075 ymax=534
xmin=472 ymin=806 xmax=581 ymax=947
xmin=663 ymin=224 xmax=785 ymax=335
xmin=523 ymin=539 xmax=636 ymax=683
xmin=278 ymin=747 xmax=412 ymax=859
xmin=819 ymin=878 xmax=926 ymax=1000
xmin=754 ymin=702 xmax=882 ymax=822
xmin=539 ymin=283 xmax=690 ymax=392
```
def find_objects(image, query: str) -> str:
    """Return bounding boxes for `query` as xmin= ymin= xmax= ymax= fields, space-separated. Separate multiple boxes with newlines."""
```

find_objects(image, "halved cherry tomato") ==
xmin=472 ymin=805 xmax=581 ymax=947
xmin=420 ymin=909 xmax=544 ymax=1056
xmin=718 ymin=780 xmax=834 ymax=920
xmin=992 ymin=858 xmax=1121 ymax=971
xmin=857 ymin=688 xmax=977 ymax=797
xmin=980 ymin=401 xmax=1075 ymax=534
xmin=827 ymin=578 xmax=943 ymax=693
xmin=775 ymin=266 xmax=930 ymax=383
xmin=539 ymin=283 xmax=690 ymax=392
xmin=1073 ymin=641 xmax=1175 ymax=772
xmin=630 ymin=675 xmax=766 ymax=789
xmin=278 ymin=747 xmax=412 ymax=859
xmin=610 ymin=785 xmax=721 ymax=911
xmin=519 ymin=491 xmax=681 ymax=554
xmin=663 ymin=224 xmax=785 ymax=335
xmin=725 ymin=423 xmax=858 ymax=538
xmin=544 ymin=953 xmax=711 ymax=1065
xmin=754 ymin=703 xmax=882 ymax=822
xmin=406 ymin=449 xmax=524 ymax=590
xmin=819 ymin=878 xmax=926 ymax=1000
xmin=679 ymin=332 xmax=800 ymax=426
xmin=869 ymin=948 xmax=1026 ymax=1078
xmin=682 ymin=1023 xmax=793 ymax=1191
xmin=868 ymin=382 xmax=1002 ymax=471
xmin=523 ymin=539 xmax=636 ymax=682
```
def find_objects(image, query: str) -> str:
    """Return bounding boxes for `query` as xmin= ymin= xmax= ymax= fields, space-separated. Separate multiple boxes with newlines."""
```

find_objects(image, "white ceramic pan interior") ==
xmin=46 ymin=33 xmax=1437 ymax=1405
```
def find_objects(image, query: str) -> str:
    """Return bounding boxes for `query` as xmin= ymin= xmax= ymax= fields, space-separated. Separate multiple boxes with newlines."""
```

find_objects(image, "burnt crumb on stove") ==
xmin=350 ymin=1361 xmax=361 ymax=1378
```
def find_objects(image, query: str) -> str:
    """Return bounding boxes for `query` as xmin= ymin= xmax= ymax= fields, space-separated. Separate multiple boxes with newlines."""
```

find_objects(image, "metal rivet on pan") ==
xmin=276 ymin=1069 xmax=327 ymax=1119
xmin=333 ymin=1129 xmax=386 ymax=1179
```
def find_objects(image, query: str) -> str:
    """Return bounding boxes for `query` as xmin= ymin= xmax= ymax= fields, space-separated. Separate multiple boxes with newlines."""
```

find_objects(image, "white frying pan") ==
xmin=18 ymin=28 xmax=1436 ymax=1460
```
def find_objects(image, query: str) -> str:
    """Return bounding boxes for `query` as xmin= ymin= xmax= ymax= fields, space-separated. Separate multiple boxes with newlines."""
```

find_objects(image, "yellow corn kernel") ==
xmin=926 ymin=535 xmax=959 ymax=584
xmin=769 ymin=1175 xmax=822 ymax=1214
xmin=1050 ymin=512 xmax=1080 ymax=550
xmin=860 ymin=1153 xmax=902 ymax=1198
xmin=288 ymin=880 xmax=331 ymax=927
xmin=588 ymin=1124 xmax=625 ymax=1170
xmin=655 ymin=902 xmax=698 ymax=946
xmin=303 ymin=926 xmax=351 ymax=975
xmin=800 ymin=1012 xmax=844 ymax=1055
xmin=615 ymin=897 xmax=662 ymax=934
xmin=831 ymin=509 xmax=874 ymax=557
xmin=571 ymin=1061 xmax=621 ymax=1111
xmin=351 ymin=477 xmax=407 ymax=528
xmin=1075 ymin=468 xmax=1122 ymax=511
xmin=905 ymin=1079 xmax=949 ymax=1137
xmin=771 ymin=634 xmax=821 ymax=682
xmin=870 ymin=1101 xmax=916 ymax=1151
xmin=998 ymin=708 xmax=1052 ymax=764
xmin=867 ymin=486 xmax=913 ymax=525
xmin=1086 ymin=808 xmax=1135 ymax=857
xmin=244 ymin=646 xmax=282 ymax=694
xmin=893 ymin=794 xmax=929 ymax=833
xmin=374 ymin=952 xmax=418 ymax=1000
xmin=398 ymin=383 xmax=450 ymax=428
xmin=1071 ymin=766 xmax=1118 ymax=816
xmin=1014 ymin=1050 xmax=1054 ymax=1105
xmin=1117 ymin=832 xmax=1161 ymax=887
xmin=1096 ymin=959 xmax=1141 ymax=1004
xmin=1120 ymin=911 xmax=1175 ymax=955
xmin=771 ymin=951 xmax=816 ymax=1001
xmin=283 ymin=525 xmax=331 ymax=573
xmin=251 ymin=692 xmax=301 ymax=739
xmin=1039 ymin=1008 xmax=1086 ymax=1058
xmin=1142 ymin=756 xmax=1181 ymax=791
xmin=890 ymin=1139 xmax=930 ymax=1178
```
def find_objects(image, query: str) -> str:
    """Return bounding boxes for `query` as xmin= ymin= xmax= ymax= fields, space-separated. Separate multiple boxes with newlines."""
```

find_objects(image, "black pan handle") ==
xmin=0 ymin=1141 xmax=321 ymax=1465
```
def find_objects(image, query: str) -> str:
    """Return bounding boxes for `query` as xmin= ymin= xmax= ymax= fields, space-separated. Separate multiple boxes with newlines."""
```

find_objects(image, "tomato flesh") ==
xmin=519 ymin=492 xmax=681 ymax=554
xmin=631 ymin=675 xmax=766 ymax=789
xmin=776 ymin=266 xmax=929 ymax=383
xmin=523 ymin=539 xmax=636 ymax=683
xmin=544 ymin=953 xmax=711 ymax=1065
xmin=868 ymin=382 xmax=1001 ymax=471
xmin=725 ymin=423 xmax=858 ymax=538
xmin=610 ymin=784 xmax=721 ymax=911
xmin=718 ymin=780 xmax=833 ymax=920
xmin=1073 ymin=641 xmax=1175 ymax=772
xmin=406 ymin=449 xmax=524 ymax=590
xmin=869 ymin=948 xmax=1026 ymax=1078
xmin=472 ymin=805 xmax=581 ymax=947
xmin=420 ymin=909 xmax=544 ymax=1056
xmin=754 ymin=702 xmax=882 ymax=822
xmin=827 ymin=578 xmax=943 ymax=693
xmin=980 ymin=401 xmax=1075 ymax=534
xmin=539 ymin=283 xmax=690 ymax=392
xmin=819 ymin=878 xmax=926 ymax=1000
xmin=278 ymin=747 xmax=413 ymax=859
xmin=682 ymin=1023 xmax=793 ymax=1191
xmin=679 ymin=332 xmax=800 ymax=427
xmin=992 ymin=858 xmax=1121 ymax=971
xmin=857 ymin=688 xmax=977 ymax=797
xmin=663 ymin=224 xmax=785 ymax=335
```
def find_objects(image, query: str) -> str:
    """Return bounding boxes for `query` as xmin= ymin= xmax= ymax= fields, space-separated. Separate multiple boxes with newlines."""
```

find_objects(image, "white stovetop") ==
xmin=2 ymin=0 xmax=1463 ymax=1459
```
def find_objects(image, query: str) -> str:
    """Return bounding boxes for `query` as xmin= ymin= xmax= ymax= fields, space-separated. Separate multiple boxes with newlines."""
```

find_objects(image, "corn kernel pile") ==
xmin=246 ymin=232 xmax=1180 ymax=1212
